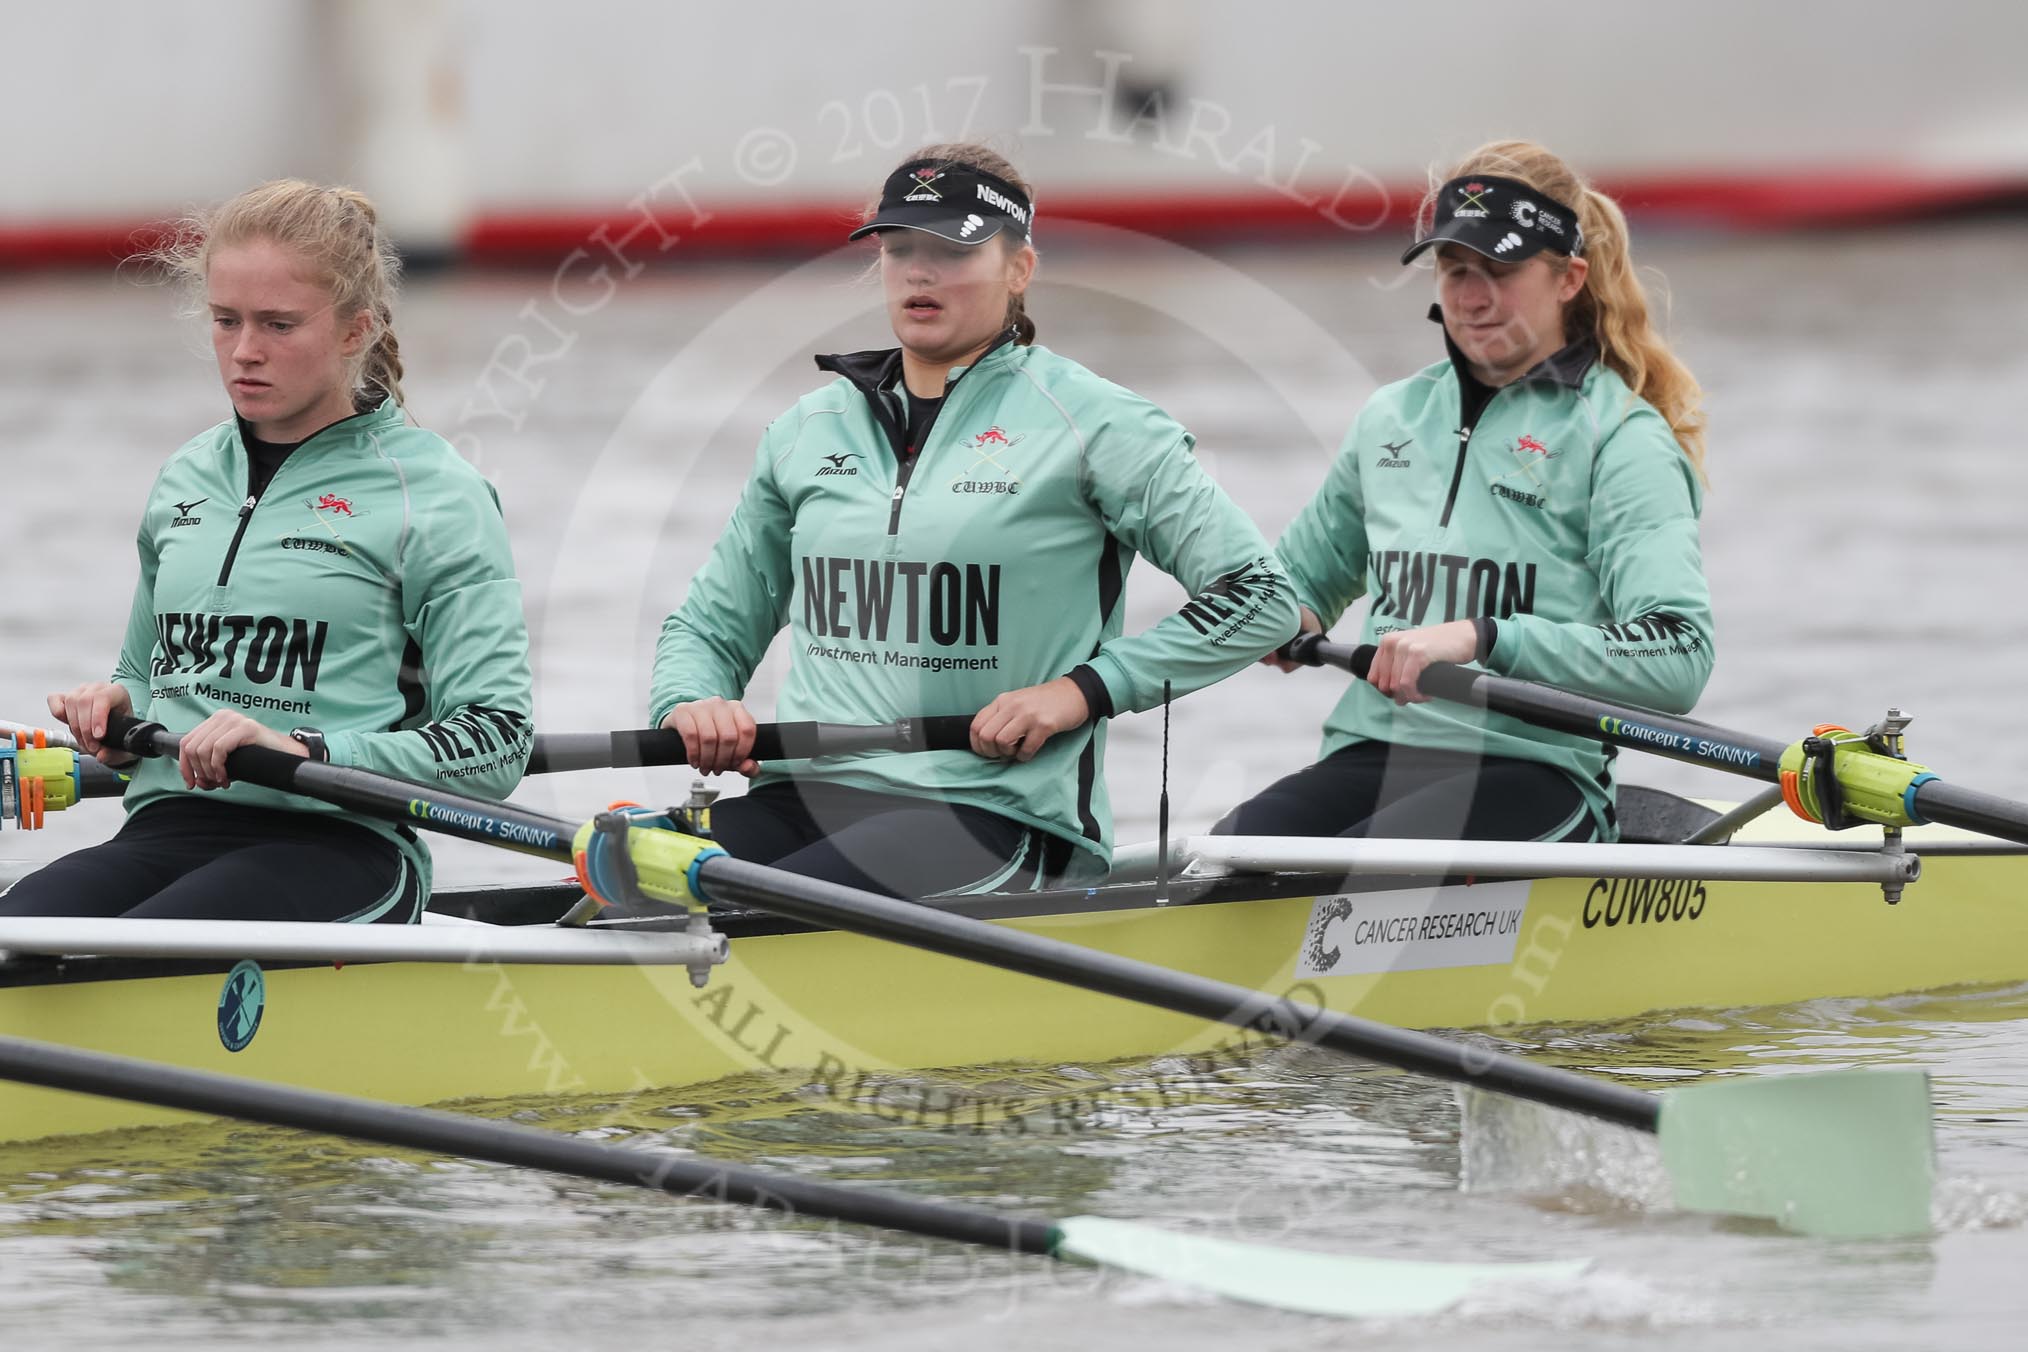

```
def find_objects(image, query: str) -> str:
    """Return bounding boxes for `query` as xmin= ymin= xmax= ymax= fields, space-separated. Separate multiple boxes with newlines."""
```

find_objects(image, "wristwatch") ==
xmin=289 ymin=727 xmax=329 ymax=763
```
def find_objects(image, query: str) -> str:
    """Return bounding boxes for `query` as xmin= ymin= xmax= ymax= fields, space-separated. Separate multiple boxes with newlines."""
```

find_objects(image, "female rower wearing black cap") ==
xmin=1217 ymin=139 xmax=1714 ymax=844
xmin=652 ymin=143 xmax=1297 ymax=897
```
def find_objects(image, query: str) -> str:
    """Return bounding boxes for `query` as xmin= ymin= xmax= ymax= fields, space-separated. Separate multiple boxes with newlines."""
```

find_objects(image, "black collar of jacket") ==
xmin=1426 ymin=303 xmax=1598 ymax=390
xmin=814 ymin=327 xmax=1020 ymax=394
xmin=816 ymin=329 xmax=1020 ymax=459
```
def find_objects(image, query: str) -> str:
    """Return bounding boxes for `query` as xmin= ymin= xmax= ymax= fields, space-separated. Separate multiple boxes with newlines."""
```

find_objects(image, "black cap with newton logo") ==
xmin=850 ymin=160 xmax=1035 ymax=246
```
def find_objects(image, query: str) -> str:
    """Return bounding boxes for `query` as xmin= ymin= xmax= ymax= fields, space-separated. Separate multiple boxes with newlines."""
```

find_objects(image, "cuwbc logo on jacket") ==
xmin=951 ymin=426 xmax=1024 ymax=495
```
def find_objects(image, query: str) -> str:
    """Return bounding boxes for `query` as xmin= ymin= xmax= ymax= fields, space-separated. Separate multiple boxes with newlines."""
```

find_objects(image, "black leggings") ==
xmin=0 ymin=797 xmax=421 ymax=922
xmin=707 ymin=780 xmax=1059 ymax=899
xmin=1214 ymin=741 xmax=1599 ymax=842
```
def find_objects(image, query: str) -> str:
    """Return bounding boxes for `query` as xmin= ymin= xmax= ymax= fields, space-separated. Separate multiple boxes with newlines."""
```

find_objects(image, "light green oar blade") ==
xmin=1659 ymin=1067 xmax=1932 ymax=1238
xmin=1052 ymin=1216 xmax=1589 ymax=1318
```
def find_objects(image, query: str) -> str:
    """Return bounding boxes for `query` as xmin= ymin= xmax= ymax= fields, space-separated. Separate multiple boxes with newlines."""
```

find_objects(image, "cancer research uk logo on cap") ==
xmin=1512 ymin=197 xmax=1571 ymax=241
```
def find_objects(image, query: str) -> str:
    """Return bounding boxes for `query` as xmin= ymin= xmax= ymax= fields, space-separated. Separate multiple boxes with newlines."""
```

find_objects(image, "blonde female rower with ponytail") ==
xmin=2 ymin=182 xmax=533 ymax=922
xmin=1219 ymin=141 xmax=1714 ymax=844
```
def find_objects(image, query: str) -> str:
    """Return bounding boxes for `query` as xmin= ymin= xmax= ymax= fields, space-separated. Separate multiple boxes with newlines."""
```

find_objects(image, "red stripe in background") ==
xmin=3 ymin=173 xmax=2022 ymax=269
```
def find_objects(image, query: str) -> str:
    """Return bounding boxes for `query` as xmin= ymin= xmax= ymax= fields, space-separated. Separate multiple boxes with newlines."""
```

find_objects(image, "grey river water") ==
xmin=3 ymin=221 xmax=2027 ymax=1347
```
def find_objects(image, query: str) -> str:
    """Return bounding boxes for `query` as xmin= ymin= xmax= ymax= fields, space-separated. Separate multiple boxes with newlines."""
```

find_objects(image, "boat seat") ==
xmin=1618 ymin=785 xmax=1722 ymax=845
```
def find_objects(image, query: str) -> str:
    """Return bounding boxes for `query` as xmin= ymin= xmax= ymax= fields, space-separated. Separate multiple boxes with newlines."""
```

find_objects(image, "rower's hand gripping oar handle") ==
xmin=526 ymin=716 xmax=980 ymax=775
xmin=99 ymin=711 xmax=720 ymax=925
xmin=1276 ymin=634 xmax=1483 ymax=703
xmin=102 ymin=713 xmax=308 ymax=782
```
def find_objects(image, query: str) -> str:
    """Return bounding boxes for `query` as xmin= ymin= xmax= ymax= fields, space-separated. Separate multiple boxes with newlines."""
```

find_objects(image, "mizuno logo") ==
xmin=817 ymin=453 xmax=863 ymax=477
xmin=174 ymin=498 xmax=207 ymax=516
xmin=1376 ymin=438 xmax=1412 ymax=468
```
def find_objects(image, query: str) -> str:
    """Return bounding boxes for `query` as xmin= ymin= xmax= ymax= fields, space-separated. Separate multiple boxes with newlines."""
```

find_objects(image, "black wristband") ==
xmin=1472 ymin=617 xmax=1499 ymax=664
xmin=1065 ymin=665 xmax=1115 ymax=723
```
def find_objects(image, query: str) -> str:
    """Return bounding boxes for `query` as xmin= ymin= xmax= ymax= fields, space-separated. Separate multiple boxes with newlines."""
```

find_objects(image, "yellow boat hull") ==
xmin=5 ymin=833 xmax=2026 ymax=1147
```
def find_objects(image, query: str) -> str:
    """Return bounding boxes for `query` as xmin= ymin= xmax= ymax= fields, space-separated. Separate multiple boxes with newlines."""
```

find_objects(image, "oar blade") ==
xmin=1658 ymin=1068 xmax=1932 ymax=1238
xmin=1051 ymin=1215 xmax=1589 ymax=1319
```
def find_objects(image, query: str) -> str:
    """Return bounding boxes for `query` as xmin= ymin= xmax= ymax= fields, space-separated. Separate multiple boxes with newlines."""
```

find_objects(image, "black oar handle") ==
xmin=104 ymin=713 xmax=305 ymax=784
xmin=527 ymin=716 xmax=979 ymax=775
xmin=1282 ymin=635 xmax=1480 ymax=701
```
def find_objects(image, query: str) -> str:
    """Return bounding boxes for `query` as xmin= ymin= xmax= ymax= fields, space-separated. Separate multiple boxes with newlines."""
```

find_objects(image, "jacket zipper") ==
xmin=881 ymin=333 xmax=1015 ymax=537
xmin=216 ymin=436 xmax=305 ymax=586
xmin=1437 ymin=383 xmax=1515 ymax=529
xmin=886 ymin=375 xmax=952 ymax=535
xmin=1437 ymin=424 xmax=1473 ymax=529
xmin=215 ymin=493 xmax=260 ymax=586
xmin=214 ymin=410 xmax=381 ymax=586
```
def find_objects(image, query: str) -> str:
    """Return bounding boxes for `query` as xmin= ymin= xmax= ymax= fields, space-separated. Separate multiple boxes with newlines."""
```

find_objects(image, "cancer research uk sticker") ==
xmin=1297 ymin=883 xmax=1530 ymax=978
xmin=218 ymin=959 xmax=265 ymax=1052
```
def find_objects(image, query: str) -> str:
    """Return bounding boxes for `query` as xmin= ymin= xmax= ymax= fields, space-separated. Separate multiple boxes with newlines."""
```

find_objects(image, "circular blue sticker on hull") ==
xmin=218 ymin=960 xmax=265 ymax=1052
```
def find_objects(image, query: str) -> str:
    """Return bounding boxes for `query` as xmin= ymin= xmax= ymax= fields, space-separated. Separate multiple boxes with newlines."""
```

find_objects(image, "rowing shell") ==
xmin=2 ymin=801 xmax=2024 ymax=1147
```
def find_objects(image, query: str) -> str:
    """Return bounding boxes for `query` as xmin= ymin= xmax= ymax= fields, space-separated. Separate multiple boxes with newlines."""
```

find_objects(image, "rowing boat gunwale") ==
xmin=0 ymin=866 xmax=1411 ymax=992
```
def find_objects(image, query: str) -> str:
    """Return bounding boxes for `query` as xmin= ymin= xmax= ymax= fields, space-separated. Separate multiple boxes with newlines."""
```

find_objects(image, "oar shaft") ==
xmin=102 ymin=716 xmax=581 ymax=863
xmin=696 ymin=856 xmax=1662 ymax=1133
xmin=1906 ymin=780 xmax=2028 ymax=843
xmin=79 ymin=757 xmax=129 ymax=799
xmin=527 ymin=716 xmax=978 ymax=775
xmin=0 ymin=1035 xmax=1054 ymax=1254
xmin=1297 ymin=638 xmax=1787 ymax=782
xmin=1293 ymin=636 xmax=2028 ymax=847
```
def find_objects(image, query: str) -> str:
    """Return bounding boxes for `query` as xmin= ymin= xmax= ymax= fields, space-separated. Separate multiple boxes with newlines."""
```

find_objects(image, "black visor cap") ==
xmin=848 ymin=159 xmax=1035 ymax=246
xmin=1401 ymin=174 xmax=1584 ymax=265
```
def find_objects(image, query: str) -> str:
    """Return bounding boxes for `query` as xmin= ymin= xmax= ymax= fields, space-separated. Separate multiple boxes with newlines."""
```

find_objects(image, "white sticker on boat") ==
xmin=1297 ymin=883 xmax=1530 ymax=977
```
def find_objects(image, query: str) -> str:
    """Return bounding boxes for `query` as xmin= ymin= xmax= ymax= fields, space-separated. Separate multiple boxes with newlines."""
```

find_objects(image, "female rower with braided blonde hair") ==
xmin=2 ymin=180 xmax=532 ymax=922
